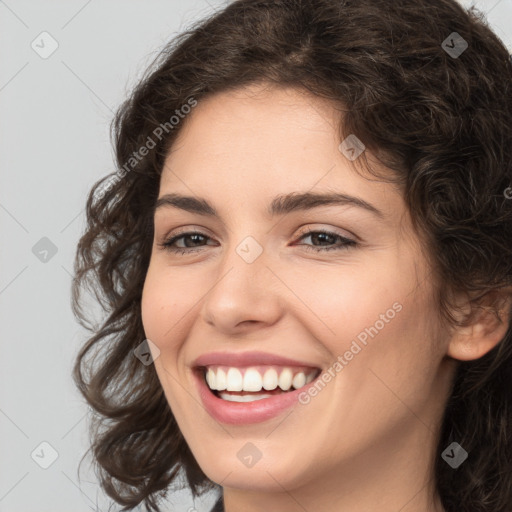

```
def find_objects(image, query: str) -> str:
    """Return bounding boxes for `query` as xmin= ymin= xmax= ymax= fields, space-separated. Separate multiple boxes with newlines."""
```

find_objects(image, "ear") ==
xmin=446 ymin=287 xmax=512 ymax=361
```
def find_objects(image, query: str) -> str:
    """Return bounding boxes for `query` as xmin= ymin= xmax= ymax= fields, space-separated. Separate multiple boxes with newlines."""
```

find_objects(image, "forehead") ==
xmin=169 ymin=83 xmax=341 ymax=158
xmin=159 ymin=83 xmax=404 ymax=224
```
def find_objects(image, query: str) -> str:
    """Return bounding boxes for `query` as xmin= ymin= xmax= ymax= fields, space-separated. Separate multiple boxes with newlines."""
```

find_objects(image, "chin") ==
xmin=194 ymin=448 xmax=310 ymax=492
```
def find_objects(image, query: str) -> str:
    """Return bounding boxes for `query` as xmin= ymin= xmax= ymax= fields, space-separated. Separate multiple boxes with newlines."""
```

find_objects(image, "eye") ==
xmin=293 ymin=228 xmax=357 ymax=253
xmin=157 ymin=228 xmax=357 ymax=255
xmin=158 ymin=231 xmax=217 ymax=255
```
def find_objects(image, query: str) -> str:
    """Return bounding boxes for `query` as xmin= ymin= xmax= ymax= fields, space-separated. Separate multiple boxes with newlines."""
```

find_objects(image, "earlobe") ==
xmin=446 ymin=288 xmax=512 ymax=362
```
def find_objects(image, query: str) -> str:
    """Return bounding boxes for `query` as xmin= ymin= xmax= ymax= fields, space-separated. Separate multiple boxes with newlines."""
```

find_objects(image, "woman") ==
xmin=72 ymin=0 xmax=512 ymax=511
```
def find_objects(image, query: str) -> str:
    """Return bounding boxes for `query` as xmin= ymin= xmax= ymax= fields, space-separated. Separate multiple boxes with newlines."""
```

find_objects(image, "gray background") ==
xmin=0 ymin=0 xmax=511 ymax=511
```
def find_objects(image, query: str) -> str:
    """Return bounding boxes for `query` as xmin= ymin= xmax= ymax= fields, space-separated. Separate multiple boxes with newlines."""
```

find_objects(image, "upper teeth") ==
xmin=205 ymin=366 xmax=317 ymax=392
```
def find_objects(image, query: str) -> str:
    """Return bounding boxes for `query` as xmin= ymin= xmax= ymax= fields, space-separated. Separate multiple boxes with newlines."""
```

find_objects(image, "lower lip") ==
xmin=193 ymin=370 xmax=316 ymax=425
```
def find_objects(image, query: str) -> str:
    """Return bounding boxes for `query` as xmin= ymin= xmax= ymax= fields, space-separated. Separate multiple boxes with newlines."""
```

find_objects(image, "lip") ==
xmin=191 ymin=351 xmax=322 ymax=425
xmin=192 ymin=350 xmax=320 ymax=369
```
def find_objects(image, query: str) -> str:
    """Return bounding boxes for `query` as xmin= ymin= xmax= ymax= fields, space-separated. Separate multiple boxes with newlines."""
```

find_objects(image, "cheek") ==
xmin=294 ymin=256 xmax=440 ymax=392
xmin=140 ymin=268 xmax=196 ymax=415
xmin=140 ymin=265 xmax=187 ymax=350
xmin=282 ymin=262 xmax=401 ymax=350
xmin=341 ymin=279 xmax=443 ymax=410
xmin=141 ymin=279 xmax=166 ymax=342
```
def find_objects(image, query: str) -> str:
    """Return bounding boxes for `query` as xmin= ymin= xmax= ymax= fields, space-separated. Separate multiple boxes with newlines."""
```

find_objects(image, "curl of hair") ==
xmin=72 ymin=1 xmax=512 ymax=510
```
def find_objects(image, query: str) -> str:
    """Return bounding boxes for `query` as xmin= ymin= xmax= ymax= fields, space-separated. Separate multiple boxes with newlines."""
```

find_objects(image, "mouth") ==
xmin=200 ymin=365 xmax=321 ymax=402
xmin=191 ymin=354 xmax=323 ymax=425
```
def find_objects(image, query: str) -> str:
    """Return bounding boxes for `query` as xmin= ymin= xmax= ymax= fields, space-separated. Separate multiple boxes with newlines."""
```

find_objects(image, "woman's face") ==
xmin=141 ymin=84 xmax=454 ymax=502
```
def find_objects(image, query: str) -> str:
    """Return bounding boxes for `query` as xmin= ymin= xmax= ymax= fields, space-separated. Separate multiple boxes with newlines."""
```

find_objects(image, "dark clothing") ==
xmin=210 ymin=495 xmax=224 ymax=512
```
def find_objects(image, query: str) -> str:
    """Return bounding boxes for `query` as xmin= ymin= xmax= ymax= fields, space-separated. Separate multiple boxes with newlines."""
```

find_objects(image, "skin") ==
xmin=141 ymin=82 xmax=511 ymax=512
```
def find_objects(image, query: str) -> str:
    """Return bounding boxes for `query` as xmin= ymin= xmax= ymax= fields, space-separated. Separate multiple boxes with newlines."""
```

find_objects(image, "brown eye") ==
xmin=159 ymin=231 xmax=217 ymax=254
xmin=294 ymin=229 xmax=357 ymax=253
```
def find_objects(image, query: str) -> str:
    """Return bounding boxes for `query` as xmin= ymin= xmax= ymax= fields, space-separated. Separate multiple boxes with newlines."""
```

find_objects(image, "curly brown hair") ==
xmin=72 ymin=0 xmax=512 ymax=511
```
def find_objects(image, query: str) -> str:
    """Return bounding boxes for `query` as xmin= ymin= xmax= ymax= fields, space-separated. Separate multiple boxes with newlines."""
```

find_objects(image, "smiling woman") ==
xmin=71 ymin=1 xmax=512 ymax=512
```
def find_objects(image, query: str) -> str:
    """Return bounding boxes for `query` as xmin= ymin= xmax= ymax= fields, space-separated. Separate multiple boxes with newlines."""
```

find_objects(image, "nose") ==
xmin=200 ymin=237 xmax=284 ymax=335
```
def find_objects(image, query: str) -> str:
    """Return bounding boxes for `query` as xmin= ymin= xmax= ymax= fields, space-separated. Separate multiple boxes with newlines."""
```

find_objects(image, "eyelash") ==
xmin=158 ymin=228 xmax=357 ymax=255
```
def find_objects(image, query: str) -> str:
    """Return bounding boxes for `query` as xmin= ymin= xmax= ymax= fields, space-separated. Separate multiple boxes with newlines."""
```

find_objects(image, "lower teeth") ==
xmin=218 ymin=392 xmax=275 ymax=402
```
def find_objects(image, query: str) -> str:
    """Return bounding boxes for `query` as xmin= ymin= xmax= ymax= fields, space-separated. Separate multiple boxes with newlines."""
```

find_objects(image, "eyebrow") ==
xmin=154 ymin=191 xmax=384 ymax=219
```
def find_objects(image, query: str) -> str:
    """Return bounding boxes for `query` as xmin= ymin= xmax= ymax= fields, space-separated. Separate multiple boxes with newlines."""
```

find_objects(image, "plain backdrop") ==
xmin=1 ymin=0 xmax=511 ymax=511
